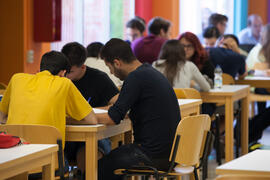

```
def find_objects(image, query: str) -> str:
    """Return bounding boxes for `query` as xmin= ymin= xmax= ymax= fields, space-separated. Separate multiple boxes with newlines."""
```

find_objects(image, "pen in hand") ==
xmin=87 ymin=97 xmax=91 ymax=103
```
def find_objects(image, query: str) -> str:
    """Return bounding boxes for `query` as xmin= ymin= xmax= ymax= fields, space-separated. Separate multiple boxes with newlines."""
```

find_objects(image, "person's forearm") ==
xmin=96 ymin=113 xmax=116 ymax=125
xmin=0 ymin=111 xmax=7 ymax=124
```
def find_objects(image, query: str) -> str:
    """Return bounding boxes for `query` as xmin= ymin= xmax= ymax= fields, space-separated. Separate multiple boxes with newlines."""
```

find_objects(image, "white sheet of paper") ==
xmin=93 ymin=108 xmax=108 ymax=114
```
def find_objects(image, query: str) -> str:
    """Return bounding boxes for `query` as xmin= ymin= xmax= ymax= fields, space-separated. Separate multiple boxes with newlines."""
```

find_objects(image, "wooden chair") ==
xmin=174 ymin=88 xmax=201 ymax=99
xmin=174 ymin=88 xmax=187 ymax=99
xmin=0 ymin=124 xmax=65 ymax=180
xmin=114 ymin=115 xmax=211 ymax=180
xmin=222 ymin=73 xmax=235 ymax=85
xmin=216 ymin=175 xmax=270 ymax=180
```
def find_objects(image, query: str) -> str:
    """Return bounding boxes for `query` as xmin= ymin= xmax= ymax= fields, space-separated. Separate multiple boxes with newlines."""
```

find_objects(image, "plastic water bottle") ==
xmin=214 ymin=65 xmax=223 ymax=89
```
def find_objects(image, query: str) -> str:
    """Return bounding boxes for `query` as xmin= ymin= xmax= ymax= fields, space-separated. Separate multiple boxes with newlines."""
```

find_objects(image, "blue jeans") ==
xmin=65 ymin=138 xmax=111 ymax=162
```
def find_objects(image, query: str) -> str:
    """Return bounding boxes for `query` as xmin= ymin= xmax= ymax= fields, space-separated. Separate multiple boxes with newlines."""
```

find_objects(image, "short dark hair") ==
xmin=40 ymin=51 xmax=71 ymax=75
xmin=148 ymin=17 xmax=171 ymax=35
xmin=208 ymin=13 xmax=228 ymax=26
xmin=86 ymin=42 xmax=104 ymax=58
xmin=126 ymin=16 xmax=146 ymax=33
xmin=100 ymin=38 xmax=136 ymax=64
xmin=61 ymin=42 xmax=87 ymax=67
xmin=203 ymin=26 xmax=220 ymax=39
xmin=223 ymin=34 xmax=240 ymax=46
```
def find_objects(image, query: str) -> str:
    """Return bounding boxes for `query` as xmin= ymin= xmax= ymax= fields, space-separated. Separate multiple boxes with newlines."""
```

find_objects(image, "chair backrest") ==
xmin=174 ymin=88 xmax=187 ymax=99
xmin=0 ymin=124 xmax=64 ymax=179
xmin=222 ymin=73 xmax=235 ymax=85
xmin=170 ymin=115 xmax=211 ymax=167
xmin=216 ymin=175 xmax=270 ymax=180
xmin=182 ymin=88 xmax=201 ymax=99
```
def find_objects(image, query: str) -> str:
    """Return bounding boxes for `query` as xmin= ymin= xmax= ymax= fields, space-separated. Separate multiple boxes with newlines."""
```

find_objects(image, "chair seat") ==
xmin=172 ymin=166 xmax=194 ymax=174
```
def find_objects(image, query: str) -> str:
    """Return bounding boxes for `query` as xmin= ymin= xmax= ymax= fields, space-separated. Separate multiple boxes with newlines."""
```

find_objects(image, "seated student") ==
xmin=216 ymin=34 xmax=248 ymax=57
xmin=208 ymin=13 xmax=228 ymax=36
xmin=126 ymin=16 xmax=146 ymax=43
xmin=208 ymin=45 xmax=246 ymax=79
xmin=97 ymin=38 xmax=181 ymax=180
xmin=61 ymin=42 xmax=119 ymax=175
xmin=0 ymin=50 xmax=97 ymax=141
xmin=238 ymin=14 xmax=263 ymax=45
xmin=153 ymin=39 xmax=210 ymax=91
xmin=245 ymin=24 xmax=270 ymax=114
xmin=178 ymin=32 xmax=215 ymax=116
xmin=132 ymin=17 xmax=171 ymax=64
xmin=203 ymin=26 xmax=221 ymax=47
xmin=85 ymin=42 xmax=122 ymax=86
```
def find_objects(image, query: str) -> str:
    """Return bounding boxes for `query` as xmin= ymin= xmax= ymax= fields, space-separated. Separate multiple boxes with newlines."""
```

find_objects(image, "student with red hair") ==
xmin=178 ymin=32 xmax=215 ymax=81
xmin=178 ymin=32 xmax=216 ymax=116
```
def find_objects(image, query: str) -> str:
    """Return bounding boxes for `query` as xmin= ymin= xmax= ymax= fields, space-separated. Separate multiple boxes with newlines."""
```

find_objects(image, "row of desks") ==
xmin=0 ymin=82 xmax=262 ymax=180
xmin=0 ymin=99 xmax=203 ymax=180
xmin=66 ymin=84 xmax=251 ymax=180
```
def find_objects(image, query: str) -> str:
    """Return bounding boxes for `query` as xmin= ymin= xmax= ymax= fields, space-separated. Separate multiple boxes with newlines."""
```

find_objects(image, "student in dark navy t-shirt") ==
xmin=97 ymin=38 xmax=181 ymax=180
xmin=61 ymin=42 xmax=119 ymax=175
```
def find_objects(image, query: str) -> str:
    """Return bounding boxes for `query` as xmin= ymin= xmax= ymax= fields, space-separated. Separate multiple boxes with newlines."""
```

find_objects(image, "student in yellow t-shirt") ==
xmin=0 ymin=51 xmax=97 ymax=172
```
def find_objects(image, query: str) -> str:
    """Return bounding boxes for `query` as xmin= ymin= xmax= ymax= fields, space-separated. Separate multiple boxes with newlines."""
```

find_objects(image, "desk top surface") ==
xmin=216 ymin=150 xmax=270 ymax=173
xmin=178 ymin=99 xmax=202 ymax=106
xmin=0 ymin=144 xmax=58 ymax=165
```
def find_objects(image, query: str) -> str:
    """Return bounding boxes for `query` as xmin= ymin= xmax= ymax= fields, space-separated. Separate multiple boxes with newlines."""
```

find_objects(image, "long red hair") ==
xmin=178 ymin=32 xmax=208 ymax=70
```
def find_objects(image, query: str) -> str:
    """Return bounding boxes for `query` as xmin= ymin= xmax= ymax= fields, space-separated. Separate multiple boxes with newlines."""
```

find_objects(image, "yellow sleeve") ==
xmin=0 ymin=77 xmax=12 ymax=115
xmin=66 ymin=81 xmax=92 ymax=121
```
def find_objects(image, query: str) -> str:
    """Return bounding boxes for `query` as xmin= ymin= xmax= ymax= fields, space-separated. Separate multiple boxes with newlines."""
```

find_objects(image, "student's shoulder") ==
xmin=11 ymin=73 xmax=34 ymax=81
xmin=86 ymin=66 xmax=107 ymax=76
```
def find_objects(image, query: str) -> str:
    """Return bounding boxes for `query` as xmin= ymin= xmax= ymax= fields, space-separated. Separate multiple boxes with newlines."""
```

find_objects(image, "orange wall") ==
xmin=0 ymin=0 xmax=50 ymax=84
xmin=152 ymin=0 xmax=180 ymax=38
xmin=0 ymin=0 xmax=24 ymax=84
xmin=248 ymin=0 xmax=268 ymax=24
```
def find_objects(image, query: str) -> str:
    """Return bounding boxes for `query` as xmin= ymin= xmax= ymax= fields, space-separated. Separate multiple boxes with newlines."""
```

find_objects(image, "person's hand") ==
xmin=222 ymin=38 xmax=240 ymax=54
xmin=265 ymin=69 xmax=270 ymax=76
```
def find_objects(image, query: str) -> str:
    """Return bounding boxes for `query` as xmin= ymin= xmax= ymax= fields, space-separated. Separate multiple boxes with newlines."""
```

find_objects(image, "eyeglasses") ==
xmin=181 ymin=44 xmax=194 ymax=50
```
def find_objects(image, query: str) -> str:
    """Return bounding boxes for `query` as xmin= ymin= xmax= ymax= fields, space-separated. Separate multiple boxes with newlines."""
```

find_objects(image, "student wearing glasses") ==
xmin=153 ymin=40 xmax=211 ymax=92
xmin=178 ymin=32 xmax=215 ymax=116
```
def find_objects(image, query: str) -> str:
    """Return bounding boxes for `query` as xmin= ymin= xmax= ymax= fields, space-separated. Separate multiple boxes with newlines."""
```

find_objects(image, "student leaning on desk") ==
xmin=96 ymin=38 xmax=181 ymax=180
xmin=0 ymin=51 xmax=97 ymax=141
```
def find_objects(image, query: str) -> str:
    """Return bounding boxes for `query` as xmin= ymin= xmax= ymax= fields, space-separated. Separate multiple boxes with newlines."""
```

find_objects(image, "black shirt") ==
xmin=108 ymin=63 xmax=181 ymax=158
xmin=209 ymin=47 xmax=246 ymax=78
xmin=201 ymin=60 xmax=215 ymax=80
xmin=73 ymin=66 xmax=119 ymax=107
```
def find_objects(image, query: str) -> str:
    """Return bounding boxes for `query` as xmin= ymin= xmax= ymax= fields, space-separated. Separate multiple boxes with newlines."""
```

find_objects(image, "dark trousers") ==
xmin=202 ymin=103 xmax=216 ymax=116
xmin=255 ymin=88 xmax=270 ymax=114
xmin=249 ymin=107 xmax=270 ymax=143
xmin=98 ymin=143 xmax=169 ymax=180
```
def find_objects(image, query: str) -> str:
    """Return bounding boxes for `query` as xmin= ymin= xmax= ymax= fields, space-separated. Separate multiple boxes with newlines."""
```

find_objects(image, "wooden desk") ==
xmin=178 ymin=99 xmax=202 ymax=117
xmin=236 ymin=76 xmax=270 ymax=88
xmin=0 ymin=144 xmax=58 ymax=180
xmin=66 ymin=119 xmax=132 ymax=180
xmin=216 ymin=150 xmax=270 ymax=176
xmin=200 ymin=85 xmax=250 ymax=162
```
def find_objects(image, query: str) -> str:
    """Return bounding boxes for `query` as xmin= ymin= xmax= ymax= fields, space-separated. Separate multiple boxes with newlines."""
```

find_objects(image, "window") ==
xmin=179 ymin=0 xmax=234 ymax=35
xmin=51 ymin=0 xmax=134 ymax=51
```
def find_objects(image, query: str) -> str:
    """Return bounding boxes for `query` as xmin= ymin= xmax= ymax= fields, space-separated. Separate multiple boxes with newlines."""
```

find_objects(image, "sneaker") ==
xmin=249 ymin=142 xmax=263 ymax=152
